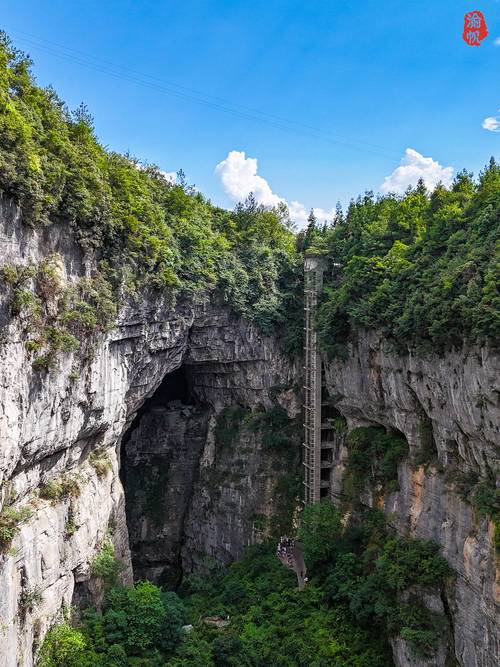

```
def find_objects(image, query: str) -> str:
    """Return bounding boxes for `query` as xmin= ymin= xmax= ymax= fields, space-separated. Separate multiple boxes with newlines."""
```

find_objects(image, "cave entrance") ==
xmin=120 ymin=364 xmax=210 ymax=588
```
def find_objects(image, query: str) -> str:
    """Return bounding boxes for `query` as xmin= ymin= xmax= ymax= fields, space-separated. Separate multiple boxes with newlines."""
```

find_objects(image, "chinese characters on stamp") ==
xmin=463 ymin=10 xmax=488 ymax=46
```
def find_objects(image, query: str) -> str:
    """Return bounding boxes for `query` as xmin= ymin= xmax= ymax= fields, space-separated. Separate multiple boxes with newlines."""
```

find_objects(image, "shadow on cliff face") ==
xmin=119 ymin=365 xmax=210 ymax=588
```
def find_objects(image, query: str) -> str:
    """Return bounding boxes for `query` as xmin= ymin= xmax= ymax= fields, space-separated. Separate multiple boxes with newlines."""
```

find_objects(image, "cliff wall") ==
xmin=0 ymin=193 xmax=498 ymax=667
xmin=325 ymin=332 xmax=499 ymax=666
xmin=0 ymin=194 xmax=298 ymax=666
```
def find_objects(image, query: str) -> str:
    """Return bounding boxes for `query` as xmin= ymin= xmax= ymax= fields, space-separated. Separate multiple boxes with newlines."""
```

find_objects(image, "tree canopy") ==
xmin=0 ymin=33 xmax=300 ymax=343
xmin=1 ymin=32 xmax=497 ymax=356
xmin=313 ymin=168 xmax=499 ymax=355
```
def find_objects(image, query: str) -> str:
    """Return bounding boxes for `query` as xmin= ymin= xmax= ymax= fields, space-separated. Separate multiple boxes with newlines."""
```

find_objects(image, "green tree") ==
xmin=303 ymin=209 xmax=317 ymax=249
xmin=297 ymin=499 xmax=342 ymax=569
xmin=37 ymin=624 xmax=95 ymax=667
xmin=103 ymin=582 xmax=184 ymax=655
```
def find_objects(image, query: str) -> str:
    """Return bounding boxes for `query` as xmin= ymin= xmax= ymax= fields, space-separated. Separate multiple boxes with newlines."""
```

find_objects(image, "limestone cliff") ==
xmin=0 ymin=191 xmax=499 ymax=667
xmin=324 ymin=331 xmax=499 ymax=667
xmin=0 ymin=194 xmax=298 ymax=666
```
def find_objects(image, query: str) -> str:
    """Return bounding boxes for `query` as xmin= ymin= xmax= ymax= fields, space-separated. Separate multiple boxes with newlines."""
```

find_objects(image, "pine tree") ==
xmin=333 ymin=201 xmax=344 ymax=227
xmin=303 ymin=209 xmax=317 ymax=249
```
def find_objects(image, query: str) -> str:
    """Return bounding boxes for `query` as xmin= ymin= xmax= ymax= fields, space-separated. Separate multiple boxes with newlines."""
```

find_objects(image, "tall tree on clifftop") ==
xmin=303 ymin=209 xmax=317 ymax=250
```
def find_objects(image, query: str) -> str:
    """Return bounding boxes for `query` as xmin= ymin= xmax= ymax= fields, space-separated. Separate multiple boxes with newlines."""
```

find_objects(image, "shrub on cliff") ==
xmin=90 ymin=541 xmax=126 ymax=588
xmin=39 ymin=475 xmax=81 ymax=503
xmin=342 ymin=426 xmax=409 ymax=500
xmin=0 ymin=504 xmax=33 ymax=553
xmin=37 ymin=623 xmax=96 ymax=667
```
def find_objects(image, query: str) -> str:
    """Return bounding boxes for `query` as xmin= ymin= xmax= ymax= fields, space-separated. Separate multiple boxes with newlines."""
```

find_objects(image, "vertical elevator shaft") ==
xmin=303 ymin=253 xmax=329 ymax=504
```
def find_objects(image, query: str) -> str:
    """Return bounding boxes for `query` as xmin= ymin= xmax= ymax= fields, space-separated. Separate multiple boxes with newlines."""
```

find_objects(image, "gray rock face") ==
xmin=181 ymin=408 xmax=301 ymax=573
xmin=0 ymin=195 xmax=298 ymax=666
xmin=324 ymin=331 xmax=500 ymax=667
xmin=123 ymin=400 xmax=211 ymax=585
xmin=0 ymin=193 xmax=498 ymax=667
xmin=122 ymin=396 xmax=301 ymax=585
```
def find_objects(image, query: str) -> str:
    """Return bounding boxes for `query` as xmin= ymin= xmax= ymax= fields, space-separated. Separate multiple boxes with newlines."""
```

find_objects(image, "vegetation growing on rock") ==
xmin=90 ymin=540 xmax=126 ymax=588
xmin=39 ymin=474 xmax=81 ymax=503
xmin=0 ymin=503 xmax=33 ymax=553
xmin=342 ymin=426 xmax=409 ymax=501
xmin=0 ymin=33 xmax=300 ymax=350
xmin=471 ymin=476 xmax=500 ymax=554
xmin=39 ymin=502 xmax=452 ymax=665
xmin=2 ymin=255 xmax=116 ymax=369
xmin=88 ymin=448 xmax=113 ymax=477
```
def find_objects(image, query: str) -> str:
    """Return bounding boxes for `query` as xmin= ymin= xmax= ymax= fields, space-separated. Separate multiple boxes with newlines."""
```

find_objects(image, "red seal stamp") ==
xmin=463 ymin=11 xmax=488 ymax=46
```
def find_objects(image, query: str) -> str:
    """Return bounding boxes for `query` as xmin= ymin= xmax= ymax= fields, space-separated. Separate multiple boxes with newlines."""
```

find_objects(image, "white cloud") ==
xmin=288 ymin=200 xmax=336 ymax=226
xmin=215 ymin=150 xmax=283 ymax=208
xmin=482 ymin=115 xmax=500 ymax=132
xmin=215 ymin=150 xmax=335 ymax=228
xmin=494 ymin=37 xmax=500 ymax=46
xmin=380 ymin=148 xmax=454 ymax=194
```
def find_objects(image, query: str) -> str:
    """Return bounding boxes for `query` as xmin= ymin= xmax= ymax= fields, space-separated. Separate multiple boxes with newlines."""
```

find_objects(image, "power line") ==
xmin=4 ymin=26 xmax=400 ymax=161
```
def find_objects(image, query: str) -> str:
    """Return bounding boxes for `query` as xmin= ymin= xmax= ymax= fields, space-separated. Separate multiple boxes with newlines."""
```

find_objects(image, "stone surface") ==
xmin=0 ymin=192 xmax=498 ymax=667
xmin=324 ymin=331 xmax=500 ymax=667
xmin=123 ymin=401 xmax=211 ymax=585
xmin=181 ymin=408 xmax=300 ymax=573
xmin=0 ymin=194 xmax=298 ymax=666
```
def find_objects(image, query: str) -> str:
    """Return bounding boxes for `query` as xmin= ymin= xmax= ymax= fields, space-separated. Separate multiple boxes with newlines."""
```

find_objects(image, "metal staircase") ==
xmin=303 ymin=253 xmax=329 ymax=504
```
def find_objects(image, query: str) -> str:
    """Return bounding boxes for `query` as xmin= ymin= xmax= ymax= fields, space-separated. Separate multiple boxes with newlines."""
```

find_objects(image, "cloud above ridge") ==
xmin=216 ymin=147 xmax=457 ymax=228
xmin=215 ymin=150 xmax=335 ymax=227
xmin=380 ymin=148 xmax=454 ymax=193
xmin=215 ymin=150 xmax=282 ymax=208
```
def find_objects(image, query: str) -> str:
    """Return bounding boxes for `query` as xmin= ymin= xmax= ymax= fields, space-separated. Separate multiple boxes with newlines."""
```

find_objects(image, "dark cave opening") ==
xmin=119 ymin=364 xmax=209 ymax=588
xmin=136 ymin=365 xmax=194 ymax=417
xmin=146 ymin=365 xmax=193 ymax=407
xmin=120 ymin=365 xmax=194 ymax=461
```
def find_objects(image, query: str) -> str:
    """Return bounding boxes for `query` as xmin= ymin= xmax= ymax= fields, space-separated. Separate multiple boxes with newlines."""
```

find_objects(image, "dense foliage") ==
xmin=311 ymin=168 xmax=499 ymax=356
xmin=342 ymin=426 xmax=409 ymax=501
xmin=39 ymin=502 xmax=452 ymax=666
xmin=38 ymin=582 xmax=185 ymax=667
xmin=299 ymin=503 xmax=452 ymax=659
xmin=2 ymin=32 xmax=498 ymax=359
xmin=0 ymin=33 xmax=300 ymax=345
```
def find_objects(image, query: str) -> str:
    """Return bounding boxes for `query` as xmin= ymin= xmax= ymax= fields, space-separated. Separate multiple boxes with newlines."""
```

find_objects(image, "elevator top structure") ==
xmin=303 ymin=252 xmax=328 ymax=505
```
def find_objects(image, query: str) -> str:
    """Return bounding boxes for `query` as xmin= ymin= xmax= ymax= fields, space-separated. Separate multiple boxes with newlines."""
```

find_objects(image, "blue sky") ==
xmin=2 ymin=1 xmax=499 ymax=225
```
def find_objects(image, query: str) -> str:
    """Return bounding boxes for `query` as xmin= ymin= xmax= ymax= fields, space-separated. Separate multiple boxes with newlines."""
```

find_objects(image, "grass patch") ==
xmin=88 ymin=448 xmax=112 ymax=477
xmin=0 ymin=504 xmax=33 ymax=553
xmin=39 ymin=475 xmax=81 ymax=503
